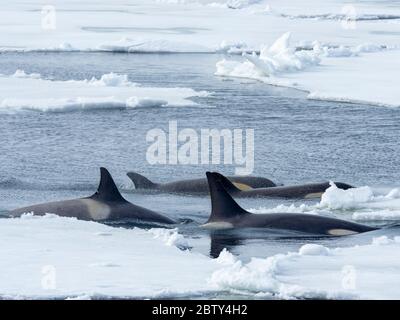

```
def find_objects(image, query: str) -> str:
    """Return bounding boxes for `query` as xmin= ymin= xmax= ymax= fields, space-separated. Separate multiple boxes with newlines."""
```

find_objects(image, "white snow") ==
xmin=215 ymin=32 xmax=322 ymax=84
xmin=257 ymin=32 xmax=321 ymax=74
xmin=215 ymin=248 xmax=237 ymax=265
xmin=78 ymin=72 xmax=137 ymax=87
xmin=298 ymin=244 xmax=330 ymax=256
xmin=320 ymin=184 xmax=400 ymax=221
xmin=97 ymin=37 xmax=211 ymax=53
xmin=0 ymin=215 xmax=217 ymax=299
xmin=216 ymin=33 xmax=400 ymax=107
xmin=0 ymin=71 xmax=208 ymax=112
xmin=2 ymin=0 xmax=400 ymax=53
xmin=11 ymin=69 xmax=41 ymax=79
xmin=319 ymin=184 xmax=400 ymax=220
xmin=149 ymin=228 xmax=190 ymax=249
xmin=0 ymin=215 xmax=399 ymax=299
xmin=250 ymin=184 xmax=400 ymax=221
xmin=320 ymin=183 xmax=375 ymax=210
xmin=0 ymin=1 xmax=399 ymax=106
xmin=209 ymin=237 xmax=400 ymax=299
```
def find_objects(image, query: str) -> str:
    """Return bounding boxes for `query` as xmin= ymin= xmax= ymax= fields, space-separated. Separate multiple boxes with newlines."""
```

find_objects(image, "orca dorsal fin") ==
xmin=212 ymin=172 xmax=241 ymax=194
xmin=206 ymin=172 xmax=250 ymax=222
xmin=126 ymin=172 xmax=157 ymax=189
xmin=90 ymin=167 xmax=126 ymax=202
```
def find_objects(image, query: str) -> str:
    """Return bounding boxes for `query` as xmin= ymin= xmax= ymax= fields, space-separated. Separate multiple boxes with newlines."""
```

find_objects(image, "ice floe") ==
xmin=1 ymin=1 xmax=400 ymax=107
xmin=3 ymin=0 xmax=400 ymax=53
xmin=209 ymin=236 xmax=400 ymax=299
xmin=250 ymin=183 xmax=400 ymax=221
xmin=216 ymin=32 xmax=400 ymax=107
xmin=149 ymin=228 xmax=191 ymax=249
xmin=0 ymin=70 xmax=208 ymax=112
xmin=1 ymin=215 xmax=399 ymax=299
xmin=0 ymin=215 xmax=217 ymax=299
xmin=97 ymin=37 xmax=211 ymax=53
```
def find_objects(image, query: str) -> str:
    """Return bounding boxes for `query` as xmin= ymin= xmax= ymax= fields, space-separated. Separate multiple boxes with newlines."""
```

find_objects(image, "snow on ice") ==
xmin=0 ymin=214 xmax=399 ymax=299
xmin=0 ymin=71 xmax=208 ymax=112
xmin=1 ymin=0 xmax=400 ymax=106
xmin=250 ymin=183 xmax=400 ymax=221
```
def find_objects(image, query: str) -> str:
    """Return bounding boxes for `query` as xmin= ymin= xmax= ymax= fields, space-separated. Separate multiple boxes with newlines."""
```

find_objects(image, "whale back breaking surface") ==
xmin=204 ymin=171 xmax=376 ymax=235
xmin=212 ymin=172 xmax=353 ymax=199
xmin=126 ymin=171 xmax=277 ymax=194
xmin=9 ymin=168 xmax=175 ymax=224
xmin=126 ymin=171 xmax=158 ymax=190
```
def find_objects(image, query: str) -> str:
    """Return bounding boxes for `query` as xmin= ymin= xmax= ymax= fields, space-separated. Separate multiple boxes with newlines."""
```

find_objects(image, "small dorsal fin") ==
xmin=206 ymin=172 xmax=250 ymax=222
xmin=90 ymin=167 xmax=126 ymax=202
xmin=126 ymin=172 xmax=157 ymax=189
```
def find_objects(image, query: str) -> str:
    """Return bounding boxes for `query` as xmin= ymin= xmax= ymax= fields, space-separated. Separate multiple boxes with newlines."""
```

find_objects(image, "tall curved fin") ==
xmin=90 ymin=167 xmax=126 ymax=202
xmin=206 ymin=172 xmax=249 ymax=222
xmin=212 ymin=172 xmax=241 ymax=194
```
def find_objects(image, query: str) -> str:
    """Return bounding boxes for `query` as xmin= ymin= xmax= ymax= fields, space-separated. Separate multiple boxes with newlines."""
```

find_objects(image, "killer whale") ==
xmin=201 ymin=172 xmax=376 ymax=236
xmin=9 ymin=168 xmax=175 ymax=224
xmin=126 ymin=171 xmax=277 ymax=194
xmin=209 ymin=172 xmax=353 ymax=199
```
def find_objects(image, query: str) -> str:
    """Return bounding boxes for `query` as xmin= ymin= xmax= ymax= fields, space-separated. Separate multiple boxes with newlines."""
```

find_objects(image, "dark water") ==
xmin=0 ymin=52 xmax=399 ymax=261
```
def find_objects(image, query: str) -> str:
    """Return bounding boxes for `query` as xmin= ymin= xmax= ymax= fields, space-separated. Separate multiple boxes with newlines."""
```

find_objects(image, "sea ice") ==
xmin=0 ymin=215 xmax=399 ymax=299
xmin=0 ymin=71 xmax=208 ymax=112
